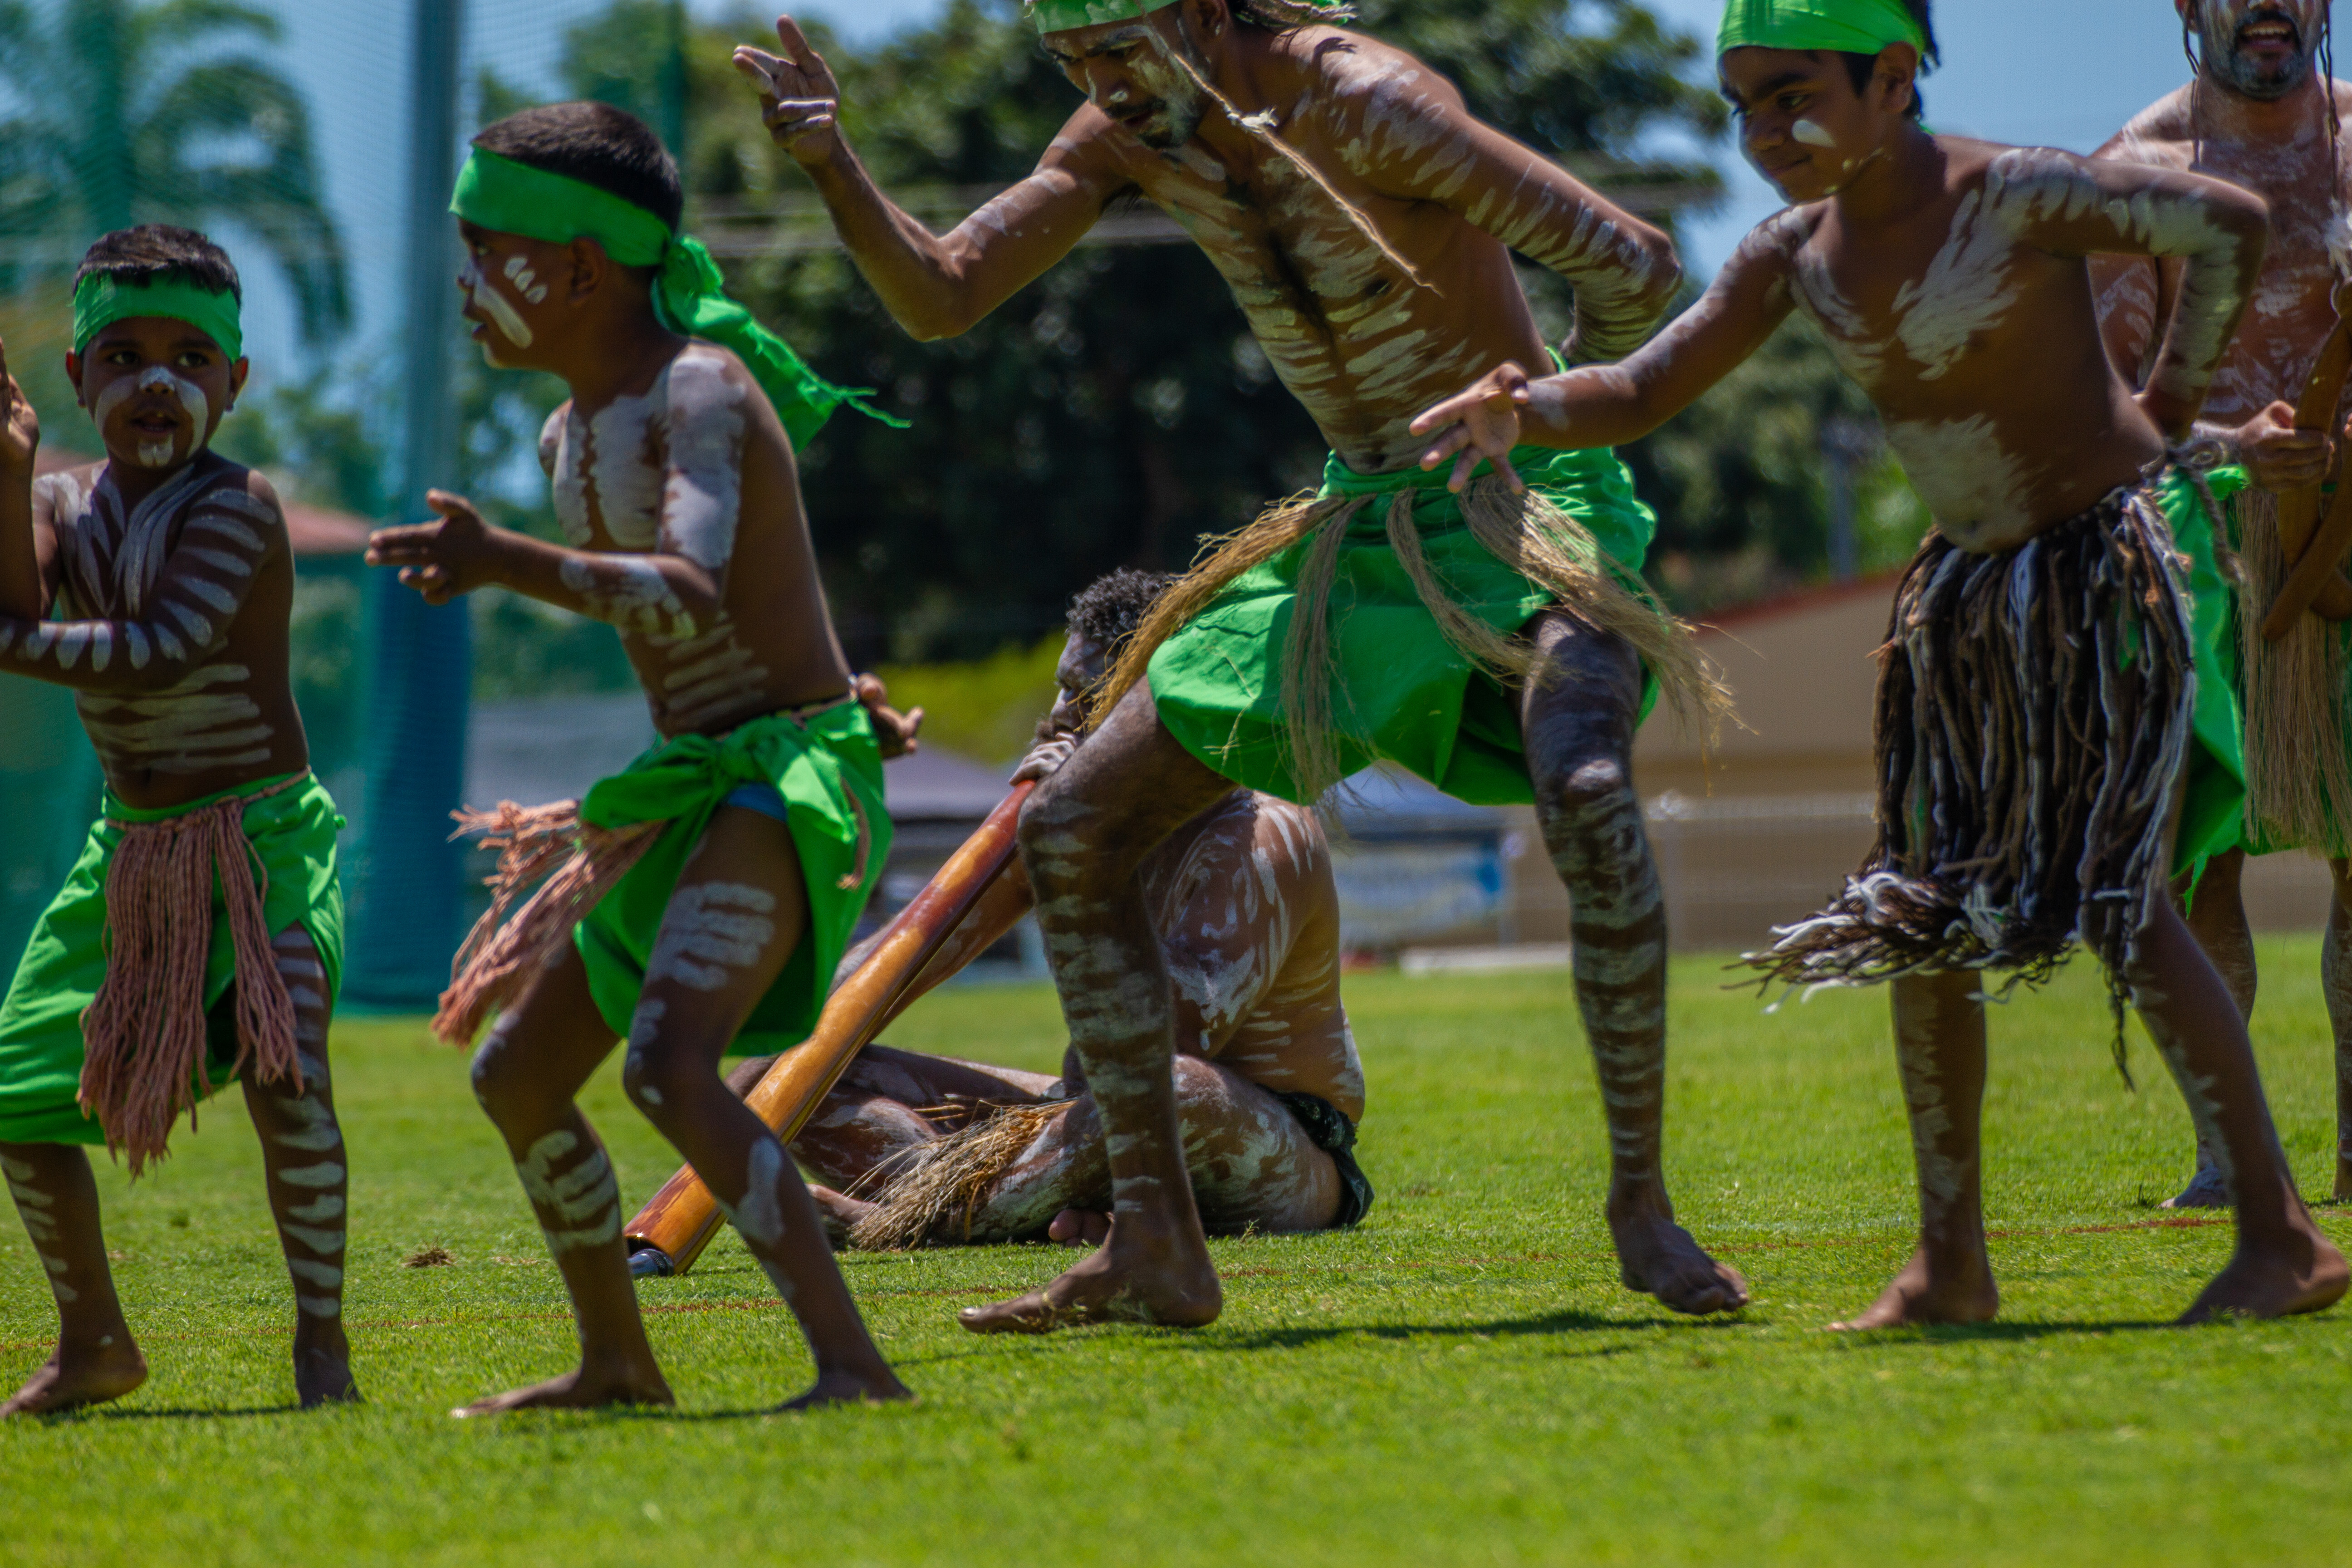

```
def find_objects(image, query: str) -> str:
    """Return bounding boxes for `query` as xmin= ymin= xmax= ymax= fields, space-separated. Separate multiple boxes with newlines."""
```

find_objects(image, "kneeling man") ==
xmin=738 ymin=569 xmax=1369 ymax=1248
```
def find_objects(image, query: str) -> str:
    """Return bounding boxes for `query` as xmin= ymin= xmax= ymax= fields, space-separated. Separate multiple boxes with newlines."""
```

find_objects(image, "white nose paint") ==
xmin=1791 ymin=118 xmax=1837 ymax=148
xmin=92 ymin=364 xmax=211 ymax=469
xmin=461 ymin=258 xmax=535 ymax=349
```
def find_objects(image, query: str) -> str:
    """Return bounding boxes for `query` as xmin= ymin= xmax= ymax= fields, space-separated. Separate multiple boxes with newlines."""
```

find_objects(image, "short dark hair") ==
xmin=72 ymin=224 xmax=241 ymax=304
xmin=472 ymin=102 xmax=684 ymax=232
xmin=1234 ymin=0 xmax=1356 ymax=32
xmin=1068 ymin=568 xmax=1174 ymax=653
xmin=1837 ymin=0 xmax=1936 ymax=121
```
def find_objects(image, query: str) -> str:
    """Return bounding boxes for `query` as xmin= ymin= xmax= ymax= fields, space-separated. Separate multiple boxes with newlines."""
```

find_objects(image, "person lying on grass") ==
xmin=365 ymin=101 xmax=912 ymax=1414
xmin=737 ymin=0 xmax=1747 ymax=1337
xmin=0 ymin=225 xmax=357 ymax=1416
xmin=1410 ymin=0 xmax=2350 ymax=1327
xmin=702 ymin=568 xmax=1369 ymax=1257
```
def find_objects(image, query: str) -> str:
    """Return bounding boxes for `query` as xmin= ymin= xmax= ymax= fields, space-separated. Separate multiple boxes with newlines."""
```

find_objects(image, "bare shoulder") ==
xmin=193 ymin=459 xmax=289 ymax=540
xmin=1305 ymin=27 xmax=1467 ymax=138
xmin=2094 ymin=88 xmax=2196 ymax=166
xmin=667 ymin=340 xmax=759 ymax=417
xmin=1728 ymin=204 xmax=1816 ymax=273
xmin=1245 ymin=791 xmax=1330 ymax=875
xmin=537 ymin=397 xmax=573 ymax=475
xmin=31 ymin=460 xmax=105 ymax=518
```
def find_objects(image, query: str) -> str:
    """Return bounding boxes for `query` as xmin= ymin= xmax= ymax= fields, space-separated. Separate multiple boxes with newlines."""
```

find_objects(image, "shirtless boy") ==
xmin=2091 ymin=0 xmax=2352 ymax=1209
xmin=0 ymin=225 xmax=354 ymax=1414
xmin=736 ymin=0 xmax=1745 ymax=1332
xmin=721 ymin=568 xmax=1368 ymax=1254
xmin=1414 ymin=0 xmax=2348 ymax=1325
xmin=365 ymin=103 xmax=906 ymax=1411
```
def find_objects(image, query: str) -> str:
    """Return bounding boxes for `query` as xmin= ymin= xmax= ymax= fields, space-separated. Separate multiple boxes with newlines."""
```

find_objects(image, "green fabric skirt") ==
xmin=573 ymin=702 xmax=891 ymax=1056
xmin=0 ymin=771 xmax=346 ymax=1147
xmin=1146 ymin=445 xmax=1661 ymax=807
xmin=2168 ymin=466 xmax=2251 ymax=874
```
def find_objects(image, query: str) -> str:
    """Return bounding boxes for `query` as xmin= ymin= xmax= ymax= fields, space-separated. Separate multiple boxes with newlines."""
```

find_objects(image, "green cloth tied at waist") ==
xmin=1146 ymin=444 xmax=1661 ymax=807
xmin=2162 ymin=464 xmax=2249 ymax=876
xmin=0 ymin=771 xmax=345 ymax=1147
xmin=573 ymin=703 xmax=892 ymax=1056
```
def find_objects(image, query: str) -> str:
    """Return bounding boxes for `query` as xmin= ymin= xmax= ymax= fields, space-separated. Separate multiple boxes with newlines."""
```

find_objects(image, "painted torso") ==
xmin=1753 ymin=142 xmax=2190 ymax=551
xmin=1140 ymin=789 xmax=1362 ymax=1122
xmin=2094 ymin=82 xmax=2352 ymax=425
xmin=24 ymin=457 xmax=306 ymax=807
xmin=1035 ymin=29 xmax=1654 ymax=474
xmin=538 ymin=341 xmax=848 ymax=737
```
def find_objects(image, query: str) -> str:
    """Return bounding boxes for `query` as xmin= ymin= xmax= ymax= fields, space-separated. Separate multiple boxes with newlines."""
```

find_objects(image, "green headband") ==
xmin=449 ymin=148 xmax=900 ymax=450
xmin=71 ymin=274 xmax=244 ymax=362
xmin=1717 ymin=0 xmax=1927 ymax=58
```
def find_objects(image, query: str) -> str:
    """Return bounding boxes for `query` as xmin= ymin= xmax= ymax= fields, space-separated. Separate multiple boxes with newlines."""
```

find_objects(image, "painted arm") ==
xmin=369 ymin=367 xmax=745 ymax=637
xmin=1989 ymin=148 xmax=2267 ymax=438
xmin=1409 ymin=216 xmax=1798 ymax=490
xmin=0 ymin=341 xmax=44 ymax=620
xmin=735 ymin=18 xmax=1126 ymax=342
xmin=0 ymin=476 xmax=277 ymax=694
xmin=1333 ymin=62 xmax=1680 ymax=360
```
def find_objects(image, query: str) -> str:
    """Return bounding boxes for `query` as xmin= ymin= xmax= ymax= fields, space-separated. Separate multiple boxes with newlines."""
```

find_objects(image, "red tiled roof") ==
xmin=34 ymin=448 xmax=370 ymax=556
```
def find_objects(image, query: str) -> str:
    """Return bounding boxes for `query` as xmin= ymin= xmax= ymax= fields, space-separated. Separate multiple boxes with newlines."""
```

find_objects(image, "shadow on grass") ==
xmin=1828 ymin=1318 xmax=2177 ymax=1345
xmin=55 ymin=1402 xmax=304 ymax=1421
xmin=1192 ymin=1308 xmax=1756 ymax=1351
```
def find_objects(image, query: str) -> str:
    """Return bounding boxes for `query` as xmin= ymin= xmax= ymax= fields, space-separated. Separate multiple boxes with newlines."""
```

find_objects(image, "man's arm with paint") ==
xmin=1332 ymin=62 xmax=1679 ymax=361
xmin=1409 ymin=219 xmax=1798 ymax=491
xmin=734 ymin=17 xmax=1125 ymax=342
xmin=1995 ymin=149 xmax=2268 ymax=439
xmin=369 ymin=375 xmax=743 ymax=636
xmin=0 ymin=471 xmax=278 ymax=694
xmin=0 ymin=339 xmax=44 ymax=621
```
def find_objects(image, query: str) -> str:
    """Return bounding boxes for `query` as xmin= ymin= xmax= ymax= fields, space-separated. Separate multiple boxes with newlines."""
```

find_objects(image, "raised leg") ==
xmin=1832 ymin=969 xmax=1999 ymax=1329
xmin=239 ymin=926 xmax=358 ymax=1407
xmin=617 ymin=806 xmax=906 ymax=1410
xmin=959 ymin=682 xmax=1236 ymax=1334
xmin=461 ymin=943 xmax=672 ymax=1416
xmin=1519 ymin=608 xmax=1746 ymax=1315
xmin=2126 ymin=898 xmax=2350 ymax=1322
xmin=2166 ymin=847 xmax=2255 ymax=1209
xmin=0 ymin=1142 xmax=146 ymax=1416
xmin=2327 ymin=859 xmax=2352 ymax=1201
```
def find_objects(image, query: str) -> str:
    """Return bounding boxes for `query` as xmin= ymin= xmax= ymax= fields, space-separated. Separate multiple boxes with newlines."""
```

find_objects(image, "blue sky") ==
xmin=224 ymin=1 xmax=2313 ymax=412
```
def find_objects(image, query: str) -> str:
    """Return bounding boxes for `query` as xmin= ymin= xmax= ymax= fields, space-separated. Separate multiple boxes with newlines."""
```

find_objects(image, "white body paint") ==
xmin=461 ymin=257 xmax=534 ymax=349
xmin=645 ymin=882 xmax=778 ymax=992
xmin=93 ymin=366 xmax=212 ymax=469
xmin=516 ymin=1129 xmax=622 ymax=1252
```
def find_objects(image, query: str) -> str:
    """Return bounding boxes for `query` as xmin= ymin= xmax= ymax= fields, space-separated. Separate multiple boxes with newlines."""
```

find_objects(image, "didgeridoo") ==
xmin=2262 ymin=286 xmax=2352 ymax=638
xmin=623 ymin=780 xmax=1034 ymax=1276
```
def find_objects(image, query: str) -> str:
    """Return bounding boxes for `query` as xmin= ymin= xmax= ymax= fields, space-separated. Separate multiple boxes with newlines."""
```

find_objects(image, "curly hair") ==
xmin=1067 ymin=568 xmax=1176 ymax=654
xmin=1235 ymin=0 xmax=1356 ymax=31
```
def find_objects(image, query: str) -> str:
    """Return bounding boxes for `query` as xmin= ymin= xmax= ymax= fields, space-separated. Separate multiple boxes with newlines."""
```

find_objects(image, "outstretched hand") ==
xmin=734 ymin=17 xmax=843 ymax=165
xmin=853 ymin=673 xmax=923 ymax=759
xmin=365 ymin=490 xmax=505 ymax=606
xmin=0 ymin=338 xmax=39 ymax=477
xmin=1410 ymin=363 xmax=1531 ymax=495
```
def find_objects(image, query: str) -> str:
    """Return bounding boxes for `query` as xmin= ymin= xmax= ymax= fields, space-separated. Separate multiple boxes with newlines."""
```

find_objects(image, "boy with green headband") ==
xmin=367 ymin=102 xmax=908 ymax=1414
xmin=1416 ymin=0 xmax=2350 ymax=1328
xmin=736 ymin=2 xmax=1748 ymax=1335
xmin=0 ymin=224 xmax=356 ymax=1416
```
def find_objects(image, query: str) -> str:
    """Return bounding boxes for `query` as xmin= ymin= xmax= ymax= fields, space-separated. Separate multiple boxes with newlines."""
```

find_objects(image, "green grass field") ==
xmin=5 ymin=939 xmax=2352 ymax=1567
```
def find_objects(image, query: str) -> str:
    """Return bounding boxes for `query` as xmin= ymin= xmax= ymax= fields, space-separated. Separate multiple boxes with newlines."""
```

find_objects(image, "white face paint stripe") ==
xmin=463 ymin=258 xmax=535 ymax=349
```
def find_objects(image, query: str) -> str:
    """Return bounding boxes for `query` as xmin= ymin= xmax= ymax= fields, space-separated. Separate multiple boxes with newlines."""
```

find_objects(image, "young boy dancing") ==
xmin=367 ymin=102 xmax=908 ymax=1412
xmin=1413 ymin=0 xmax=2349 ymax=1325
xmin=0 ymin=225 xmax=354 ymax=1414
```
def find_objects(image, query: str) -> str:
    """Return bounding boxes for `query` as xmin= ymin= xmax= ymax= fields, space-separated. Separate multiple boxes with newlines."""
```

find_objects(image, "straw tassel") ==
xmin=78 ymin=779 xmax=305 ymax=1175
xmin=433 ymin=800 xmax=665 ymax=1045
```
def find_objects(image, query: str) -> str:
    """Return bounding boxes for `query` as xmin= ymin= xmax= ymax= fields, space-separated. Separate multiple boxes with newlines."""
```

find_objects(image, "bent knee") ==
xmin=469 ymin=1029 xmax=541 ymax=1122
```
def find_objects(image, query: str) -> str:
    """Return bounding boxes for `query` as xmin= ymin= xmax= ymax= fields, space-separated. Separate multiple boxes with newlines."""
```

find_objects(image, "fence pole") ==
xmin=346 ymin=0 xmax=470 ymax=1008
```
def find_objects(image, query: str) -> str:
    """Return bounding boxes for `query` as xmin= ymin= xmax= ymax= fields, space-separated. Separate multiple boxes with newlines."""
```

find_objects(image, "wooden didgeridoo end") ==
xmin=2264 ymin=475 xmax=2352 ymax=639
xmin=622 ymin=781 xmax=1035 ymax=1277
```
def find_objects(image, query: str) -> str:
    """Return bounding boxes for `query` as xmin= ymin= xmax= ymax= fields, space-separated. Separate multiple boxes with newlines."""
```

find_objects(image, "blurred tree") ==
xmin=0 ymin=0 xmax=351 ymax=342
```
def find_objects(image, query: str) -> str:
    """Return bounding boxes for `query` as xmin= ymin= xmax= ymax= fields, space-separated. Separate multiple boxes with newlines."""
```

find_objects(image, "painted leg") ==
xmin=2166 ymin=848 xmax=2255 ymax=1209
xmin=1521 ymin=610 xmax=1746 ymax=1315
xmin=2125 ymin=899 xmax=2351 ymax=1322
xmin=240 ymin=926 xmax=358 ymax=1407
xmin=622 ymin=805 xmax=906 ymax=1408
xmin=0 ymin=1142 xmax=146 ymax=1416
xmin=2327 ymin=860 xmax=2352 ymax=1201
xmin=1832 ymin=970 xmax=1999 ymax=1329
xmin=460 ymin=944 xmax=672 ymax=1416
xmin=960 ymin=684 xmax=1235 ymax=1334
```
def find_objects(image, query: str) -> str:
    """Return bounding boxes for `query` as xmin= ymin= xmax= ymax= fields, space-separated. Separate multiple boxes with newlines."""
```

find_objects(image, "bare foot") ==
xmin=2334 ymin=1154 xmax=2352 ymax=1205
xmin=1 ymin=1338 xmax=148 ymax=1417
xmin=452 ymin=1361 xmax=675 ymax=1418
xmin=777 ymin=1366 xmax=915 ymax=1411
xmin=1830 ymin=1245 xmax=1999 ymax=1330
xmin=1608 ymin=1191 xmax=1749 ymax=1315
xmin=959 ymin=1218 xmax=1221 ymax=1335
xmin=2177 ymin=1214 xmax=2350 ymax=1324
xmin=1047 ymin=1208 xmax=1111 ymax=1248
xmin=293 ymin=1320 xmax=360 ymax=1409
xmin=2162 ymin=1163 xmax=2231 ymax=1210
xmin=808 ymin=1185 xmax=876 ymax=1250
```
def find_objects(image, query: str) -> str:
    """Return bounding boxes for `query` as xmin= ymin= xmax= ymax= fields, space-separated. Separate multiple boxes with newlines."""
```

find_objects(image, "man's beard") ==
xmin=1133 ymin=92 xmax=1206 ymax=150
xmin=2201 ymin=4 xmax=2320 ymax=102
